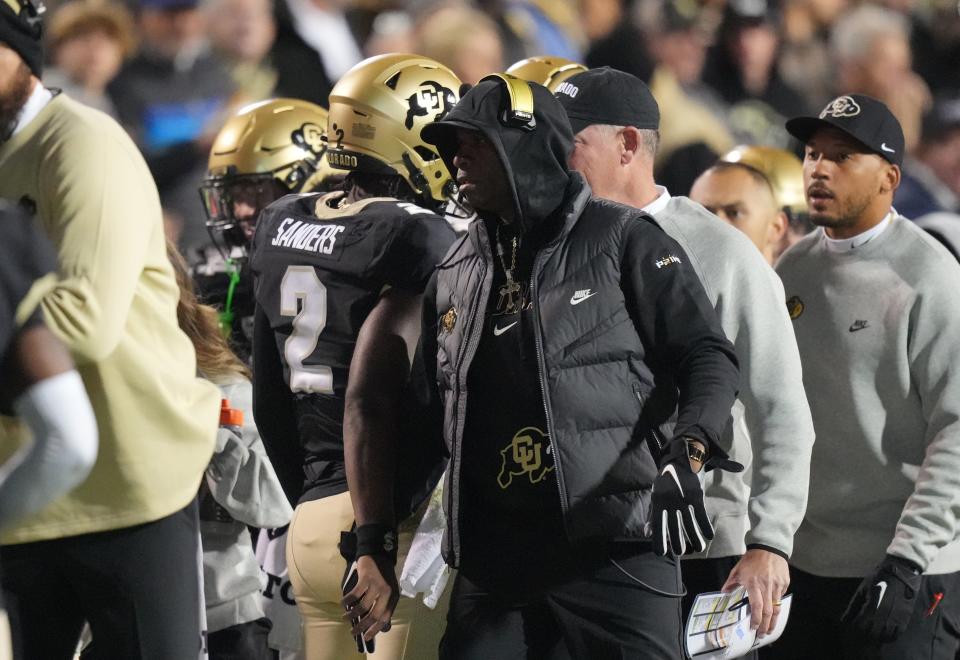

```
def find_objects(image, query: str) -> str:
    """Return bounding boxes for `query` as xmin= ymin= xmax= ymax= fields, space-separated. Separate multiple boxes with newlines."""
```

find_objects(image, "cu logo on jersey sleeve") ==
xmin=405 ymin=81 xmax=457 ymax=129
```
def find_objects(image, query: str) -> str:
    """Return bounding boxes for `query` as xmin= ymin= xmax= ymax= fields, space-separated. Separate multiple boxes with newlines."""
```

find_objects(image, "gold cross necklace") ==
xmin=495 ymin=223 xmax=522 ymax=315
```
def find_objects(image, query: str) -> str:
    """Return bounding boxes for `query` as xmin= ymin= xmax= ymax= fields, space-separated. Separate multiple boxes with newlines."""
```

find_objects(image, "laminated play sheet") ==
xmin=686 ymin=585 xmax=793 ymax=658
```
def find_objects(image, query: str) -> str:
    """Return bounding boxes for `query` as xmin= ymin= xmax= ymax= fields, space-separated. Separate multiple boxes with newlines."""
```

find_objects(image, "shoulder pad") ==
xmin=364 ymin=199 xmax=443 ymax=221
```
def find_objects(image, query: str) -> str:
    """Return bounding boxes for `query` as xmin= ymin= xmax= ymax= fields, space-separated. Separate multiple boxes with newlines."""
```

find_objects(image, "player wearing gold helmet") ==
xmin=194 ymin=98 xmax=337 ymax=363
xmin=249 ymin=54 xmax=460 ymax=660
xmin=200 ymin=98 xmax=337 ymax=251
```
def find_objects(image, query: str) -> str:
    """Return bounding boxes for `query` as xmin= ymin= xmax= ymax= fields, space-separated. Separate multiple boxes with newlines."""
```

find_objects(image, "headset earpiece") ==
xmin=480 ymin=73 xmax=536 ymax=132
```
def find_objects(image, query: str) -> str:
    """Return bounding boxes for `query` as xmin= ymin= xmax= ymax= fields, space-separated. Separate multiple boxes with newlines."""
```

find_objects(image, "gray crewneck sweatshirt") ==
xmin=777 ymin=215 xmax=960 ymax=576
xmin=653 ymin=194 xmax=815 ymax=558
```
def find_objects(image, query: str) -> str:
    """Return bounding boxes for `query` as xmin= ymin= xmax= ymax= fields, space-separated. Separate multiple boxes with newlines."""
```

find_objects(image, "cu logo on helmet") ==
xmin=405 ymin=81 xmax=456 ymax=129
xmin=291 ymin=122 xmax=325 ymax=155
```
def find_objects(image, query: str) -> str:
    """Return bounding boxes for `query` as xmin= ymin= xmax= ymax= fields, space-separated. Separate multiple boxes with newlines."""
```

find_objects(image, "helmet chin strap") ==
xmin=218 ymin=258 xmax=241 ymax=339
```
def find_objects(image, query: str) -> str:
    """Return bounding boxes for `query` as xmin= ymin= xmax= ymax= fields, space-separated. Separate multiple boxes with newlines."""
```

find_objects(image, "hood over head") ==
xmin=421 ymin=77 xmax=573 ymax=234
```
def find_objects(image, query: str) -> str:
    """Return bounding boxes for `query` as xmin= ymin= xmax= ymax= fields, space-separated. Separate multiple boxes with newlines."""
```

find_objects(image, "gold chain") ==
xmin=495 ymin=223 xmax=518 ymax=283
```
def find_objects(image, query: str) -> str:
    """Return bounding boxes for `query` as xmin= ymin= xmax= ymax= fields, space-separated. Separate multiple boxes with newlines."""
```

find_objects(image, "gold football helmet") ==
xmin=200 ymin=98 xmax=336 ymax=249
xmin=506 ymin=56 xmax=588 ymax=93
xmin=325 ymin=53 xmax=462 ymax=204
xmin=720 ymin=145 xmax=807 ymax=216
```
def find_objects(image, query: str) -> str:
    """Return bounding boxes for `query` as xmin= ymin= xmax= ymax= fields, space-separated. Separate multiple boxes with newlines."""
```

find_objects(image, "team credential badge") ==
xmin=442 ymin=306 xmax=457 ymax=332
xmin=786 ymin=295 xmax=804 ymax=320
xmin=498 ymin=426 xmax=554 ymax=489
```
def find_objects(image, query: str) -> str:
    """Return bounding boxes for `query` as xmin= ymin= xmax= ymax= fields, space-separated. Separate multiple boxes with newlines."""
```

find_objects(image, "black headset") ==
xmin=479 ymin=73 xmax=536 ymax=132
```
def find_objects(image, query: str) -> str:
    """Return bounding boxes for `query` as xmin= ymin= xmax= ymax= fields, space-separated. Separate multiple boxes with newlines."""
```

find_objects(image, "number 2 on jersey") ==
xmin=280 ymin=265 xmax=334 ymax=394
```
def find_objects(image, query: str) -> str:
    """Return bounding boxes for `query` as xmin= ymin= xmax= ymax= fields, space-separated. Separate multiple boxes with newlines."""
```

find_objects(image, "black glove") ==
xmin=650 ymin=438 xmax=714 ymax=556
xmin=841 ymin=554 xmax=923 ymax=642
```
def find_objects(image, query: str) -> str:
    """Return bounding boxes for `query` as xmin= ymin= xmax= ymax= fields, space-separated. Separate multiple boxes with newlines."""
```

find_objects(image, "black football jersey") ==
xmin=249 ymin=191 xmax=456 ymax=500
xmin=192 ymin=247 xmax=256 ymax=364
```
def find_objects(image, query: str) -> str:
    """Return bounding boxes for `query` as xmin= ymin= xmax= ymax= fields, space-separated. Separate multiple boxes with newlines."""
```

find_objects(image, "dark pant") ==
xmin=761 ymin=565 xmax=960 ymax=660
xmin=681 ymin=555 xmax=758 ymax=660
xmin=440 ymin=547 xmax=684 ymax=660
xmin=1 ymin=500 xmax=202 ymax=660
xmin=208 ymin=618 xmax=273 ymax=660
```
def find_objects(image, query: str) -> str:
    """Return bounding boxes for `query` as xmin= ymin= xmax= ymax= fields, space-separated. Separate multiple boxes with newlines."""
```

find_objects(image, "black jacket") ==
xmin=420 ymin=81 xmax=740 ymax=565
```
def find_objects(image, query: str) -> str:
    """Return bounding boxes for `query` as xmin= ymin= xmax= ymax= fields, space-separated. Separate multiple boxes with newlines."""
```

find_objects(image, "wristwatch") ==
xmin=686 ymin=440 xmax=708 ymax=464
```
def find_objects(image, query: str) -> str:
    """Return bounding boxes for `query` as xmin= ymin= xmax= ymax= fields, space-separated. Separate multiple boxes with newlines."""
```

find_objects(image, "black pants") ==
xmin=761 ymin=565 xmax=960 ymax=660
xmin=681 ymin=555 xmax=758 ymax=660
xmin=1 ymin=500 xmax=202 ymax=660
xmin=440 ymin=547 xmax=684 ymax=660
xmin=208 ymin=618 xmax=273 ymax=660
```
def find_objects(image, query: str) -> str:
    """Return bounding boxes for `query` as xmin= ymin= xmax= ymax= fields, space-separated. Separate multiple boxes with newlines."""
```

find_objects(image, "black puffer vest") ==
xmin=434 ymin=175 xmax=671 ymax=564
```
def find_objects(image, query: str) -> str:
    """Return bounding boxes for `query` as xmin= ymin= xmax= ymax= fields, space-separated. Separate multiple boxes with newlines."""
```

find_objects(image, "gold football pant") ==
xmin=286 ymin=491 xmax=448 ymax=660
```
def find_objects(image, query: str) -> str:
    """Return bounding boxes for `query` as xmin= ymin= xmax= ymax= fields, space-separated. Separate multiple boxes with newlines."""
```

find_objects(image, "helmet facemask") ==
xmin=200 ymin=97 xmax=336 ymax=257
xmin=200 ymin=172 xmax=287 ymax=256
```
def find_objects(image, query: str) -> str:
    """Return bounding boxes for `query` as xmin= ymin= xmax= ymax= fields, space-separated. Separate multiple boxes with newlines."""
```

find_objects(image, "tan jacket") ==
xmin=0 ymin=93 xmax=219 ymax=543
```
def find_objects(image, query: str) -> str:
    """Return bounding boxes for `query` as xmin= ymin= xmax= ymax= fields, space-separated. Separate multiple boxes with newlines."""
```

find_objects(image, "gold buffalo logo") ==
xmin=497 ymin=426 xmax=554 ymax=489
xmin=441 ymin=306 xmax=457 ymax=332
xmin=291 ymin=122 xmax=326 ymax=155
xmin=405 ymin=81 xmax=457 ymax=130
xmin=786 ymin=295 xmax=804 ymax=320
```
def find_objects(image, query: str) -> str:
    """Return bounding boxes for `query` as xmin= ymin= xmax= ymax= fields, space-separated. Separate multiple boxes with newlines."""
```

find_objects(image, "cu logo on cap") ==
xmin=820 ymin=96 xmax=861 ymax=119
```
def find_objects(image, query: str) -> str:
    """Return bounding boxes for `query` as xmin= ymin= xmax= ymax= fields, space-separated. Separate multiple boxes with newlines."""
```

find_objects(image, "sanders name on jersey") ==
xmin=271 ymin=217 xmax=345 ymax=254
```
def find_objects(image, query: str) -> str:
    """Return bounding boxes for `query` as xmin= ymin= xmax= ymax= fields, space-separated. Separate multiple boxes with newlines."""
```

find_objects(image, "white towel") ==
xmin=399 ymin=483 xmax=450 ymax=609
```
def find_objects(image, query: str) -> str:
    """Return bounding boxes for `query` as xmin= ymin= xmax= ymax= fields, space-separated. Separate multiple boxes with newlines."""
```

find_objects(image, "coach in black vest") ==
xmin=410 ymin=76 xmax=742 ymax=658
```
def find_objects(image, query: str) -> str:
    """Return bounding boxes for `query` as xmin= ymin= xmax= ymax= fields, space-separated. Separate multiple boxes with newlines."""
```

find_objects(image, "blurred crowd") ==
xmin=37 ymin=0 xmax=960 ymax=256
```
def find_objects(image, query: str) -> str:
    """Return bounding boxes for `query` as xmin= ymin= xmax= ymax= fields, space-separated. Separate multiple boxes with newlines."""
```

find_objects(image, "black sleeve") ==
xmin=409 ymin=271 xmax=446 ymax=455
xmin=0 ymin=207 xmax=57 ymax=363
xmin=393 ymin=274 xmax=448 ymax=517
xmin=412 ymin=272 xmax=445 ymax=449
xmin=383 ymin=214 xmax=457 ymax=293
xmin=620 ymin=217 xmax=740 ymax=454
xmin=251 ymin=303 xmax=305 ymax=507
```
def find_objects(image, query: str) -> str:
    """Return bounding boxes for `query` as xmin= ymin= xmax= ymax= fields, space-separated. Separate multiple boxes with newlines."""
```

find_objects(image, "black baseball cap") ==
xmin=785 ymin=94 xmax=905 ymax=167
xmin=554 ymin=67 xmax=660 ymax=136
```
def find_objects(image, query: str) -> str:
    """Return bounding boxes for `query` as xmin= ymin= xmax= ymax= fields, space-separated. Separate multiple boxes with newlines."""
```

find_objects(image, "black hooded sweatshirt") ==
xmin=420 ymin=80 xmax=740 ymax=569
